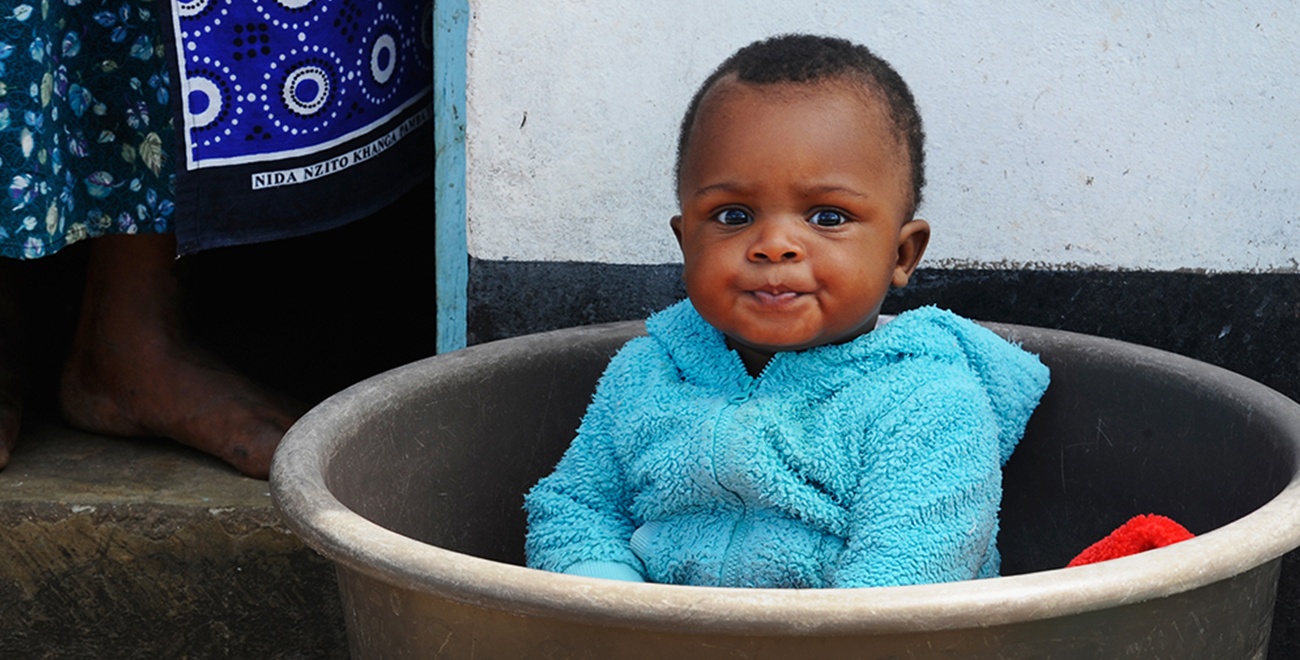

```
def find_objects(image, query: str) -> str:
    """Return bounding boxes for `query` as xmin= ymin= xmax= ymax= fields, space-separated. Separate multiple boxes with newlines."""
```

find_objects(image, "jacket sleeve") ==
xmin=833 ymin=370 xmax=1007 ymax=588
xmin=523 ymin=342 xmax=649 ymax=581
xmin=925 ymin=311 xmax=1051 ymax=465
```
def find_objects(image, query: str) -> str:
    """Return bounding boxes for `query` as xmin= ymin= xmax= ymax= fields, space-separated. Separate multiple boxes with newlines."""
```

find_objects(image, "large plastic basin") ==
xmin=271 ymin=320 xmax=1300 ymax=658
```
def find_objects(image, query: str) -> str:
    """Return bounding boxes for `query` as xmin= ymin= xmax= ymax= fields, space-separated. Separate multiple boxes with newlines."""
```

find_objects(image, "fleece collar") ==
xmin=643 ymin=300 xmax=964 ymax=394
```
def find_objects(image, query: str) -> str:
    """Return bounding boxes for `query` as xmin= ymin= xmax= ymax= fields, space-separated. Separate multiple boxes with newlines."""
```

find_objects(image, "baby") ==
xmin=525 ymin=34 xmax=1050 ymax=588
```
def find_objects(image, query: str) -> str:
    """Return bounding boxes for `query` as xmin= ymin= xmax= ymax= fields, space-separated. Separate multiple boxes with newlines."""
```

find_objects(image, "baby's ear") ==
xmin=892 ymin=218 xmax=930 ymax=288
xmin=670 ymin=215 xmax=684 ymax=247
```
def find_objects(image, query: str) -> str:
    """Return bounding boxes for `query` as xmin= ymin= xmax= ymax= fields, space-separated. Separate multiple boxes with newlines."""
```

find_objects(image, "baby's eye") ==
xmin=713 ymin=208 xmax=752 ymax=226
xmin=810 ymin=210 xmax=848 ymax=227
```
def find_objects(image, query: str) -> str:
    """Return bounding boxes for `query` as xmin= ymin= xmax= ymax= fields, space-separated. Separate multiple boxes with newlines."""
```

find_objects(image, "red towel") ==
xmin=1067 ymin=514 xmax=1194 ymax=568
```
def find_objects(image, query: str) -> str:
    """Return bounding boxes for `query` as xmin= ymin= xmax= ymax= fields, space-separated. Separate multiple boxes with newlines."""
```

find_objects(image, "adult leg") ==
xmin=0 ymin=261 xmax=23 ymax=469
xmin=60 ymin=234 xmax=297 ymax=478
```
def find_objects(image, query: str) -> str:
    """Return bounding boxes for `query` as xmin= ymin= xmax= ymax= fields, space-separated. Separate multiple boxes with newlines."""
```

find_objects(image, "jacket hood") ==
xmin=646 ymin=300 xmax=1049 ymax=461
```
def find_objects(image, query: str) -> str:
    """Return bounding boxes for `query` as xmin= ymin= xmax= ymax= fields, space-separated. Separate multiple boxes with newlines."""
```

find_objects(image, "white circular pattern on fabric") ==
xmin=176 ymin=0 xmax=210 ymax=18
xmin=252 ymin=0 xmax=324 ymax=31
xmin=179 ymin=1 xmax=428 ymax=153
xmin=359 ymin=9 xmax=413 ymax=106
xmin=282 ymin=66 xmax=330 ymax=116
xmin=370 ymin=34 xmax=396 ymax=84
xmin=187 ymin=76 xmax=223 ymax=128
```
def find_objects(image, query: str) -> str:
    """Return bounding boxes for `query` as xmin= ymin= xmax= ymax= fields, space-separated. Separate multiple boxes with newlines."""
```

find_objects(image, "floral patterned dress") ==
xmin=0 ymin=0 xmax=173 ymax=259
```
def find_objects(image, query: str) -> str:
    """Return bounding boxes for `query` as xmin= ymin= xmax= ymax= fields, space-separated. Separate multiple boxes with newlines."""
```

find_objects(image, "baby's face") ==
xmin=672 ymin=77 xmax=928 ymax=362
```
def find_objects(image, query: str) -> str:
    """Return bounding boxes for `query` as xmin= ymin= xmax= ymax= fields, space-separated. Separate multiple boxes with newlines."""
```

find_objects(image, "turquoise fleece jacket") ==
xmin=524 ymin=301 xmax=1050 ymax=588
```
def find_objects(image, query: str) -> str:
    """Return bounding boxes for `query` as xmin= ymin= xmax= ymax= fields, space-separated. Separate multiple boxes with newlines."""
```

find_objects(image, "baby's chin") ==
xmin=726 ymin=328 xmax=875 ymax=357
xmin=726 ymin=317 xmax=885 ymax=355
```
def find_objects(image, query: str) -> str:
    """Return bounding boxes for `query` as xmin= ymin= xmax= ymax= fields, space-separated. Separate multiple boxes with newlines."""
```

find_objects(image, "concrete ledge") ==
xmin=0 ymin=422 xmax=348 ymax=659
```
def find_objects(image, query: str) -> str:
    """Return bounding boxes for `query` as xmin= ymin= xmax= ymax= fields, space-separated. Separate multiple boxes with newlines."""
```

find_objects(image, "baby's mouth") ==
xmin=750 ymin=288 xmax=802 ymax=306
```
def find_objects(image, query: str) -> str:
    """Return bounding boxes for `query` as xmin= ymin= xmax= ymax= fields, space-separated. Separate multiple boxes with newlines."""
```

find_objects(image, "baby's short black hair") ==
xmin=675 ymin=34 xmax=926 ymax=217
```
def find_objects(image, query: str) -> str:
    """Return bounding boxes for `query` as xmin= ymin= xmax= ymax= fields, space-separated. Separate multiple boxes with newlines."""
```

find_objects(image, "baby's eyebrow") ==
xmin=796 ymin=183 xmax=871 ymax=200
xmin=689 ymin=182 xmax=871 ymax=200
xmin=689 ymin=181 xmax=749 ymax=199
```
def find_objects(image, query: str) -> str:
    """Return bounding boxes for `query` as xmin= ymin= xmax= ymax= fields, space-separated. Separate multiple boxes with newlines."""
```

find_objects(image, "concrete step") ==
xmin=0 ymin=421 xmax=348 ymax=659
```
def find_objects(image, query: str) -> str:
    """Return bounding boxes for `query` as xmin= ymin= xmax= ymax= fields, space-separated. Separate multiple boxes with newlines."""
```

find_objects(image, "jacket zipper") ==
xmin=712 ymin=359 xmax=775 ymax=585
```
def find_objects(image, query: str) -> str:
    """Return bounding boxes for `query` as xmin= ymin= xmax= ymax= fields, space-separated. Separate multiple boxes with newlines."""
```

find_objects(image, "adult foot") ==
xmin=60 ymin=341 xmax=298 ymax=479
xmin=58 ymin=235 xmax=299 ymax=479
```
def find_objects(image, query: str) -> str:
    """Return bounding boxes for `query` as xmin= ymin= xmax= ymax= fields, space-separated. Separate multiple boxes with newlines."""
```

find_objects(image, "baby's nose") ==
xmin=748 ymin=220 xmax=805 ymax=262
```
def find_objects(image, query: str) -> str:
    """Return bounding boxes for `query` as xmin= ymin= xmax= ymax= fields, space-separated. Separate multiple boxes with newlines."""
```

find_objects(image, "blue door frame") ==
xmin=434 ymin=0 xmax=468 ymax=352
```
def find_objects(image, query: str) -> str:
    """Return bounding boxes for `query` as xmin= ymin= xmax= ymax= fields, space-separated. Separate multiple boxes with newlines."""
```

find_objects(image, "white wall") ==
xmin=465 ymin=2 xmax=1299 ymax=273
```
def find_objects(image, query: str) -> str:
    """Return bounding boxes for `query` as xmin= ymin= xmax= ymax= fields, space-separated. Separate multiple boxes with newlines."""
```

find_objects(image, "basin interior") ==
xmin=321 ymin=322 xmax=1298 ymax=577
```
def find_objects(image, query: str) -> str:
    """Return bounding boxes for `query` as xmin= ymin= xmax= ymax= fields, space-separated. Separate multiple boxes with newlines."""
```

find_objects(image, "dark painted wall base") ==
xmin=469 ymin=260 xmax=1300 ymax=402
xmin=469 ymin=258 xmax=1300 ymax=658
xmin=468 ymin=260 xmax=688 ymax=347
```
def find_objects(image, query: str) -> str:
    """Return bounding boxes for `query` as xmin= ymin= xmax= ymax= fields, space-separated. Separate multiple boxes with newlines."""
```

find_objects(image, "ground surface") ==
xmin=0 ymin=422 xmax=348 ymax=659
